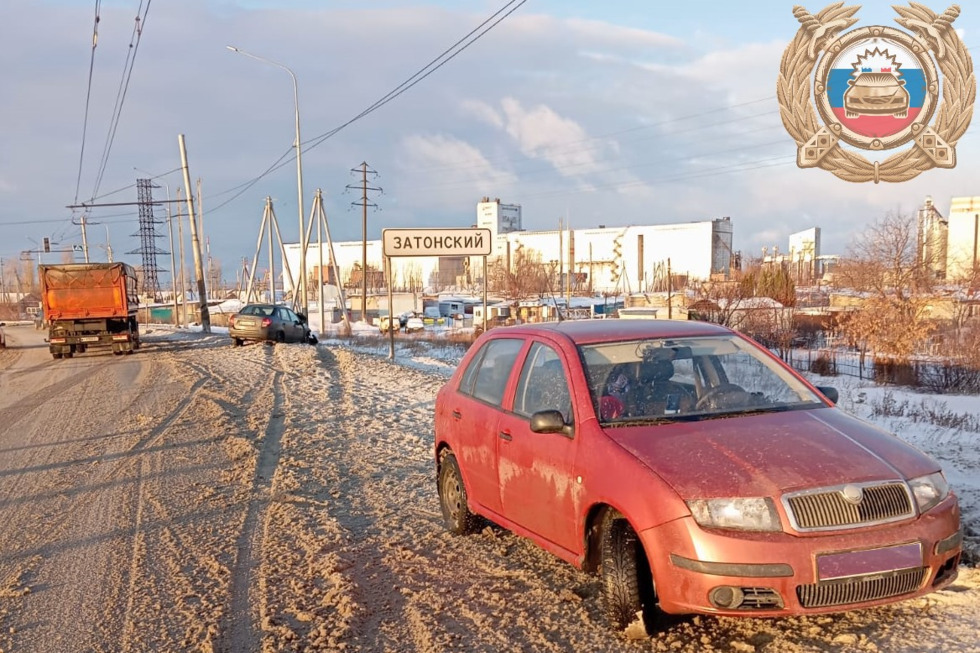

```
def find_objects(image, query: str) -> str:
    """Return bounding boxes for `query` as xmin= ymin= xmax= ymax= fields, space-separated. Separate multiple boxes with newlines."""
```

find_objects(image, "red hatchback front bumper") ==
xmin=640 ymin=494 xmax=961 ymax=616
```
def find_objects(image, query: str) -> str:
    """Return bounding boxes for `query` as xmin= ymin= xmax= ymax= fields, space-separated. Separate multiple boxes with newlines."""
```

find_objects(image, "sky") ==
xmin=1 ymin=0 xmax=977 ymax=283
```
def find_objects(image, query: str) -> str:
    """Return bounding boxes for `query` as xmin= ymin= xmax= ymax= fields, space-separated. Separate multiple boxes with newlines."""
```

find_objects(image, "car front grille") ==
xmin=797 ymin=567 xmax=926 ymax=608
xmin=784 ymin=482 xmax=914 ymax=531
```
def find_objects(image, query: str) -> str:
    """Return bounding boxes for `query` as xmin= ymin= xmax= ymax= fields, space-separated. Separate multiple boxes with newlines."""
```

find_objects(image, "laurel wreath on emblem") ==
xmin=777 ymin=2 xmax=975 ymax=183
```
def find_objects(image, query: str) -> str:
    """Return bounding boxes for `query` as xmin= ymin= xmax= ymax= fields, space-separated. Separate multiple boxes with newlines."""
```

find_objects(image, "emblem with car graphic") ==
xmin=778 ymin=3 xmax=974 ymax=182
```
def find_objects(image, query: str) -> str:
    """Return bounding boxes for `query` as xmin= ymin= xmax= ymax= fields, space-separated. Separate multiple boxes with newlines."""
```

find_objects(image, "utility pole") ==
xmin=80 ymin=214 xmax=90 ymax=263
xmin=176 ymin=188 xmax=189 ymax=327
xmin=346 ymin=162 xmax=381 ymax=322
xmin=178 ymin=134 xmax=209 ymax=332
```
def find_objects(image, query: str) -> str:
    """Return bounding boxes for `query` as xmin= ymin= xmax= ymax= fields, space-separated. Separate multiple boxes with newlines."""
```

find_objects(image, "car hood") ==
xmin=605 ymin=407 xmax=939 ymax=499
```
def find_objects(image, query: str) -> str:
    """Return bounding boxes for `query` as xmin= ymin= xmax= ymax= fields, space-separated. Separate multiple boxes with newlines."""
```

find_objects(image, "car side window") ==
xmin=514 ymin=343 xmax=572 ymax=424
xmin=463 ymin=338 xmax=524 ymax=407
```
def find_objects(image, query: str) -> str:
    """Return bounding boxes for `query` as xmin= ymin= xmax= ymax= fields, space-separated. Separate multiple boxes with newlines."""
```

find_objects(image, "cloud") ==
xmin=459 ymin=100 xmax=504 ymax=129
xmin=395 ymin=133 xmax=517 ymax=201
xmin=497 ymin=98 xmax=601 ymax=175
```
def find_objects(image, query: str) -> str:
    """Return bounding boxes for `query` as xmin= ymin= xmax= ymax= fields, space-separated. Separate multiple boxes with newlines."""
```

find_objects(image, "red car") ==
xmin=434 ymin=320 xmax=961 ymax=633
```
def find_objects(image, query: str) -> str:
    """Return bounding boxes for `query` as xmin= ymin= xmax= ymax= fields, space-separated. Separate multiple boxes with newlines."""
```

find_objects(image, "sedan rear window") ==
xmin=459 ymin=338 xmax=524 ymax=407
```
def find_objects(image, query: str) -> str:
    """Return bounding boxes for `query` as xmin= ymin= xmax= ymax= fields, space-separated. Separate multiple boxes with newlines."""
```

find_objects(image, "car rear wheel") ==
xmin=275 ymin=331 xmax=286 ymax=343
xmin=231 ymin=337 xmax=243 ymax=347
xmin=438 ymin=450 xmax=478 ymax=535
xmin=600 ymin=512 xmax=658 ymax=634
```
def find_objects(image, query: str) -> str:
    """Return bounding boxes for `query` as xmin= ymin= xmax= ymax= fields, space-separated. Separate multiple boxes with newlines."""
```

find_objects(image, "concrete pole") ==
xmin=161 ymin=186 xmax=178 ymax=325
xmin=317 ymin=194 xmax=325 ymax=334
xmin=315 ymin=189 xmax=350 ymax=334
xmin=178 ymin=134 xmax=210 ymax=332
xmin=361 ymin=164 xmax=368 ymax=323
xmin=176 ymin=188 xmax=189 ymax=327
xmin=104 ymin=224 xmax=113 ymax=262
xmin=81 ymin=215 xmax=90 ymax=263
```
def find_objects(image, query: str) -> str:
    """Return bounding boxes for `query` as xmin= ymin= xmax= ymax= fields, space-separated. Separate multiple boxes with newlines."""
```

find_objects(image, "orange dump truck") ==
xmin=39 ymin=262 xmax=141 ymax=359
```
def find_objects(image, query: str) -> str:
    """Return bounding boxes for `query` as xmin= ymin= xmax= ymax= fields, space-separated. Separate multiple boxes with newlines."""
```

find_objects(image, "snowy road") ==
xmin=0 ymin=324 xmax=977 ymax=652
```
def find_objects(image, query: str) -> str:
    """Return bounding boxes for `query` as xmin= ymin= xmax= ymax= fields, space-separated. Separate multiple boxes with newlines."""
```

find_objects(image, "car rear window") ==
xmin=459 ymin=338 xmax=524 ymax=407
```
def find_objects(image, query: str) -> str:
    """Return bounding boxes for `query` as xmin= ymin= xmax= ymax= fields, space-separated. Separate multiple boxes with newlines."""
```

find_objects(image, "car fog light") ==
xmin=709 ymin=586 xmax=744 ymax=609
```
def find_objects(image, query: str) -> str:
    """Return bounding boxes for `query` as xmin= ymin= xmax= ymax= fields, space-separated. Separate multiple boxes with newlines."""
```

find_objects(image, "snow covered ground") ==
xmin=1 ymin=320 xmax=977 ymax=652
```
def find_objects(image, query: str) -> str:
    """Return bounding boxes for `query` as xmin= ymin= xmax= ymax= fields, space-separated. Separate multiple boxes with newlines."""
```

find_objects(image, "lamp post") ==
xmin=227 ymin=45 xmax=307 ymax=312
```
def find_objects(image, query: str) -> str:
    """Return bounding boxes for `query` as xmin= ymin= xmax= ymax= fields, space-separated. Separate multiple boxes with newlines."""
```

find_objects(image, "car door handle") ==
xmin=452 ymin=410 xmax=462 ymax=420
xmin=498 ymin=431 xmax=512 ymax=441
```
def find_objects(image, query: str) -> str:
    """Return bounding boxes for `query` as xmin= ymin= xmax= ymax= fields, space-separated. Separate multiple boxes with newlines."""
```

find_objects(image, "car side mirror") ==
xmin=815 ymin=386 xmax=839 ymax=405
xmin=530 ymin=410 xmax=574 ymax=438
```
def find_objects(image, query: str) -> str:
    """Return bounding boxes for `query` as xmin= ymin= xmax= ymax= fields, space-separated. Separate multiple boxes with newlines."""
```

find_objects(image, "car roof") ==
xmin=484 ymin=319 xmax=732 ymax=345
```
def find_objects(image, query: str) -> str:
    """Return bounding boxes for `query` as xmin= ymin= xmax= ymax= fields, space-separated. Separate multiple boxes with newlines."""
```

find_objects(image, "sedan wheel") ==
xmin=599 ymin=512 xmax=658 ymax=634
xmin=275 ymin=331 xmax=286 ymax=344
xmin=438 ymin=450 xmax=478 ymax=535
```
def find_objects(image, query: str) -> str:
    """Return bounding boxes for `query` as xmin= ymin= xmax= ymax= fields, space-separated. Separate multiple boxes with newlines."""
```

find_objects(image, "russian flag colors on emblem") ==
xmin=824 ymin=39 xmax=926 ymax=138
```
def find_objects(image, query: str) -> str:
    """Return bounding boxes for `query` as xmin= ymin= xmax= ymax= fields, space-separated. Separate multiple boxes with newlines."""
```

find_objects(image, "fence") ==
xmin=780 ymin=347 xmax=980 ymax=394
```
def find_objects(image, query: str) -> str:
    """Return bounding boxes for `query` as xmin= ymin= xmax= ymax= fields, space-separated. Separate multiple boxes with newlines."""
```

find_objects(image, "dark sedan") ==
xmin=228 ymin=304 xmax=316 ymax=346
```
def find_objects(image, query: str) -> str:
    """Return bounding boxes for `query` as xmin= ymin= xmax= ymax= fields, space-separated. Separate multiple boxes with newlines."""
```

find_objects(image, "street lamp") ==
xmin=226 ymin=45 xmax=307 ymax=312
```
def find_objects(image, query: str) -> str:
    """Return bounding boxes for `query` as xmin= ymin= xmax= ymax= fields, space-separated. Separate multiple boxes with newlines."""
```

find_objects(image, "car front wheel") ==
xmin=438 ymin=450 xmax=478 ymax=535
xmin=599 ymin=512 xmax=658 ymax=634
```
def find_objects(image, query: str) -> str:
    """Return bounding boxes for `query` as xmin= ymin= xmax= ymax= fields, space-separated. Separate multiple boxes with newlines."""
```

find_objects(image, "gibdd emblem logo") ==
xmin=778 ymin=3 xmax=975 ymax=183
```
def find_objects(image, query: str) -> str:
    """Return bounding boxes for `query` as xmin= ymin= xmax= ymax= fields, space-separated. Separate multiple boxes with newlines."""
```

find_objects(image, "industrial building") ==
xmin=946 ymin=196 xmax=980 ymax=280
xmin=914 ymin=195 xmax=980 ymax=281
xmin=281 ymin=198 xmax=736 ymax=299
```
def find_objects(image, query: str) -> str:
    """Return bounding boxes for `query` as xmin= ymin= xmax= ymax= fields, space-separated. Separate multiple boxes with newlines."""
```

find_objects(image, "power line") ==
xmin=73 ymin=0 xmax=102 ymax=207
xmin=207 ymin=0 xmax=527 ymax=214
xmin=90 ymin=0 xmax=153 ymax=201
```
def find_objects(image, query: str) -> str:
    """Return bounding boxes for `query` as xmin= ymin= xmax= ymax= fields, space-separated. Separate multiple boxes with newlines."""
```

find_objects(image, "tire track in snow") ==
xmin=216 ymin=365 xmax=287 ymax=653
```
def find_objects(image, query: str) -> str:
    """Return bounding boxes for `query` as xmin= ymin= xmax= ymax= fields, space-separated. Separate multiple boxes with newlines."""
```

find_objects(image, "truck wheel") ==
xmin=64 ymin=351 xmax=74 ymax=359
xmin=599 ymin=512 xmax=657 ymax=634
xmin=52 ymin=352 xmax=63 ymax=360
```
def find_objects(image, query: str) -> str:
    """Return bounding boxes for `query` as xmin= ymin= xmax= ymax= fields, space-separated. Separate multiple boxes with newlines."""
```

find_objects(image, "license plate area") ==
xmin=816 ymin=542 xmax=922 ymax=581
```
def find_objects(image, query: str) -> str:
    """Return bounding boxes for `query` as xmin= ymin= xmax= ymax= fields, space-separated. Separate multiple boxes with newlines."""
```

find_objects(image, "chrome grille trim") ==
xmin=797 ymin=567 xmax=926 ymax=608
xmin=782 ymin=481 xmax=915 ymax=532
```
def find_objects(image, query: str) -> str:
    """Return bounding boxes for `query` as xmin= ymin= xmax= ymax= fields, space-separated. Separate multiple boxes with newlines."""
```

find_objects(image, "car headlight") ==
xmin=909 ymin=472 xmax=949 ymax=514
xmin=686 ymin=497 xmax=781 ymax=532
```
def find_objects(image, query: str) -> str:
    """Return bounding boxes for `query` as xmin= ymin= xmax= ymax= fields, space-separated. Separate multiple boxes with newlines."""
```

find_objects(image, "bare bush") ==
xmin=870 ymin=391 xmax=980 ymax=432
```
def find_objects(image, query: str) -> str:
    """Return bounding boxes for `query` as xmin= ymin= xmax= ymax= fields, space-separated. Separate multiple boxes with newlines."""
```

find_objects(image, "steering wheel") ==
xmin=695 ymin=383 xmax=748 ymax=411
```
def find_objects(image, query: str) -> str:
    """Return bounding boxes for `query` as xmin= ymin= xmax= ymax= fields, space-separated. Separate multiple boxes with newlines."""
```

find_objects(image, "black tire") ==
xmin=599 ymin=513 xmax=657 ymax=634
xmin=232 ymin=337 xmax=242 ymax=347
xmin=52 ymin=352 xmax=63 ymax=360
xmin=438 ymin=451 xmax=478 ymax=535
xmin=307 ymin=332 xmax=318 ymax=345
xmin=275 ymin=331 xmax=286 ymax=344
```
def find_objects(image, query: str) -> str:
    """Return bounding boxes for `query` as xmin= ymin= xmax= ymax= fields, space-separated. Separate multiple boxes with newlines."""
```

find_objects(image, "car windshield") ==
xmin=580 ymin=335 xmax=826 ymax=425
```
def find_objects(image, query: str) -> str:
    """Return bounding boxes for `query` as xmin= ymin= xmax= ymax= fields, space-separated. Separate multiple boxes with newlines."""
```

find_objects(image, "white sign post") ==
xmin=382 ymin=228 xmax=492 ymax=359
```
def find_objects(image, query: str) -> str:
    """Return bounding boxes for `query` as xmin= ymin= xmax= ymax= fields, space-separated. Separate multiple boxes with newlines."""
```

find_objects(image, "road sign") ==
xmin=382 ymin=228 xmax=492 ymax=257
